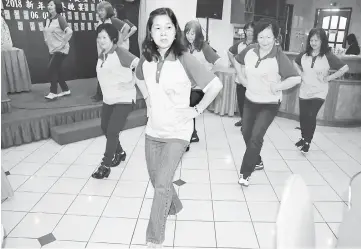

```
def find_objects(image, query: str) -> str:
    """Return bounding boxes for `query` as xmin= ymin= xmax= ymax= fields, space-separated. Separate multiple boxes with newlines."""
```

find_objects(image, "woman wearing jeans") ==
xmin=43 ymin=0 xmax=73 ymax=100
xmin=293 ymin=28 xmax=348 ymax=153
xmin=135 ymin=8 xmax=222 ymax=248
xmin=235 ymin=19 xmax=301 ymax=187
xmin=91 ymin=23 xmax=139 ymax=179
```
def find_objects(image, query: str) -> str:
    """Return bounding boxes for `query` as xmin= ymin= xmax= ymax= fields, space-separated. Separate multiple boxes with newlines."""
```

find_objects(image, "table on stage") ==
xmin=1 ymin=47 xmax=32 ymax=114
xmin=207 ymin=66 xmax=240 ymax=116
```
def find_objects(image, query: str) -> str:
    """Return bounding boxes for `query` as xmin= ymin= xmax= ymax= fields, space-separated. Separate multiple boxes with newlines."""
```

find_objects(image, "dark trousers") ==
xmin=190 ymin=89 xmax=204 ymax=136
xmin=240 ymin=98 xmax=280 ymax=178
xmin=299 ymin=98 xmax=324 ymax=143
xmin=236 ymin=84 xmax=246 ymax=117
xmin=48 ymin=52 xmax=69 ymax=94
xmin=101 ymin=103 xmax=133 ymax=166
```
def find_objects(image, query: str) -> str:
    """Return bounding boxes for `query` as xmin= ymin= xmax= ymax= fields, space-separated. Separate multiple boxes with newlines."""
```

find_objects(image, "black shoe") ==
xmin=255 ymin=159 xmax=264 ymax=170
xmin=191 ymin=131 xmax=199 ymax=143
xmin=295 ymin=138 xmax=305 ymax=148
xmin=92 ymin=165 xmax=111 ymax=179
xmin=300 ymin=142 xmax=310 ymax=153
xmin=235 ymin=120 xmax=242 ymax=127
xmin=91 ymin=94 xmax=102 ymax=102
xmin=111 ymin=151 xmax=126 ymax=167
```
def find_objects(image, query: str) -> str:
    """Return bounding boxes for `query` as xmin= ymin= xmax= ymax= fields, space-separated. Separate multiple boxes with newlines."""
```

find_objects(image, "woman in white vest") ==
xmin=183 ymin=20 xmax=221 ymax=150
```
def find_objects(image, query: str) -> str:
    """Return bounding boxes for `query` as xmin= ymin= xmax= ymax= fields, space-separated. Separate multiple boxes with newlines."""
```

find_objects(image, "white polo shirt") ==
xmin=189 ymin=41 xmax=220 ymax=71
xmin=236 ymin=44 xmax=299 ymax=104
xmin=136 ymin=52 xmax=216 ymax=141
xmin=295 ymin=51 xmax=346 ymax=99
xmin=97 ymin=45 xmax=138 ymax=105
xmin=229 ymin=39 xmax=254 ymax=83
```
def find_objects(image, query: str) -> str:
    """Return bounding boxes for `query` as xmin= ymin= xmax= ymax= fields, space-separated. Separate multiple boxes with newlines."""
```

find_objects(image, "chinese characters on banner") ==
xmin=2 ymin=0 xmax=103 ymax=32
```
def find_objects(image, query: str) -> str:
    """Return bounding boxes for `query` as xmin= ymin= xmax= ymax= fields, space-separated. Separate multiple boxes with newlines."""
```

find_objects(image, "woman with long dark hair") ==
xmin=293 ymin=28 xmax=349 ymax=153
xmin=43 ymin=0 xmax=73 ymax=100
xmin=345 ymin=33 xmax=360 ymax=55
xmin=135 ymin=8 xmax=222 ymax=247
xmin=235 ymin=19 xmax=301 ymax=187
xmin=228 ymin=21 xmax=255 ymax=127
xmin=183 ymin=20 xmax=221 ymax=148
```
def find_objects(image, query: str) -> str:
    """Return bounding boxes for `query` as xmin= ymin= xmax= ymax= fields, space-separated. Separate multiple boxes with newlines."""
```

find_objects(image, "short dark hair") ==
xmin=254 ymin=18 xmax=279 ymax=41
xmin=97 ymin=1 xmax=115 ymax=19
xmin=142 ymin=8 xmax=187 ymax=62
xmin=184 ymin=20 xmax=204 ymax=51
xmin=305 ymin=28 xmax=330 ymax=56
xmin=48 ymin=0 xmax=63 ymax=14
xmin=346 ymin=33 xmax=358 ymax=46
xmin=96 ymin=23 xmax=119 ymax=44
xmin=243 ymin=21 xmax=255 ymax=41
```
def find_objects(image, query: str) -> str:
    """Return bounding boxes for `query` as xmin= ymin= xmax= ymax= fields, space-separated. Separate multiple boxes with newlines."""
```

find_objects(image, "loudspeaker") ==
xmin=196 ymin=0 xmax=224 ymax=20
xmin=254 ymin=0 xmax=277 ymax=18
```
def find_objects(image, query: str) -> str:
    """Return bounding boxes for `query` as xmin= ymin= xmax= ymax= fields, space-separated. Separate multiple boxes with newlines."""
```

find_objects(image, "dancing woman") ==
xmin=227 ymin=21 xmax=255 ymax=127
xmin=235 ymin=19 xmax=301 ymax=186
xmin=293 ymin=28 xmax=348 ymax=153
xmin=43 ymin=0 xmax=73 ymax=100
xmin=183 ymin=20 xmax=221 ymax=146
xmin=91 ymin=23 xmax=139 ymax=179
xmin=135 ymin=8 xmax=222 ymax=247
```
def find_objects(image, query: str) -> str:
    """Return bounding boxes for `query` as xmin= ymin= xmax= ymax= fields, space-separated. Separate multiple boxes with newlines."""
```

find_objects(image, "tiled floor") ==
xmin=2 ymin=113 xmax=361 ymax=248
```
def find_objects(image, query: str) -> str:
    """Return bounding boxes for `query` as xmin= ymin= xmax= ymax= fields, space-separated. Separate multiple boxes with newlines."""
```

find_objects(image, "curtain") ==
xmin=138 ymin=0 xmax=147 ymax=55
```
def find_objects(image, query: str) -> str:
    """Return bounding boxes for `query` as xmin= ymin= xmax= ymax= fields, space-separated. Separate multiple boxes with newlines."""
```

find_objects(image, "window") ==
xmin=315 ymin=8 xmax=352 ymax=48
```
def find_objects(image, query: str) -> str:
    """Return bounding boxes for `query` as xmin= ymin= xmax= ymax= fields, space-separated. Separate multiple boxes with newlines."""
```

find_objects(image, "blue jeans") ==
xmin=145 ymin=135 xmax=188 ymax=244
xmin=240 ymin=98 xmax=280 ymax=178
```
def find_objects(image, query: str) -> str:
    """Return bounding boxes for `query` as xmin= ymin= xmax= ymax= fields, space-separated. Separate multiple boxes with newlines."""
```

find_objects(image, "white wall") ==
xmin=143 ymin=0 xmax=233 ymax=65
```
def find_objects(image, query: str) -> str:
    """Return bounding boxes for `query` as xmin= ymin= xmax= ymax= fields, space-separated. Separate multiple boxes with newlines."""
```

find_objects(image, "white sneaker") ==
xmin=57 ymin=90 xmax=71 ymax=97
xmin=238 ymin=174 xmax=250 ymax=187
xmin=44 ymin=93 xmax=58 ymax=100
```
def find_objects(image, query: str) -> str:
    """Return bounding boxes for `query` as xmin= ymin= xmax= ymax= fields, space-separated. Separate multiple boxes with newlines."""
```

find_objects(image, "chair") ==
xmin=336 ymin=171 xmax=361 ymax=248
xmin=275 ymin=174 xmax=315 ymax=249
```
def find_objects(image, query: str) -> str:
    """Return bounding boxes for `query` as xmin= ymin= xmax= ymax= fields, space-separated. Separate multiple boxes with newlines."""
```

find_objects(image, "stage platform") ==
xmin=1 ymin=78 xmax=146 ymax=148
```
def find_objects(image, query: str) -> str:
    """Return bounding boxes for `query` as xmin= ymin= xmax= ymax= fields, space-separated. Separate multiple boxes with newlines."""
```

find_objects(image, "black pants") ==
xmin=190 ymin=89 xmax=205 ymax=135
xmin=240 ymin=98 xmax=280 ymax=178
xmin=299 ymin=98 xmax=324 ymax=143
xmin=101 ymin=103 xmax=133 ymax=166
xmin=236 ymin=84 xmax=246 ymax=117
xmin=48 ymin=52 xmax=69 ymax=94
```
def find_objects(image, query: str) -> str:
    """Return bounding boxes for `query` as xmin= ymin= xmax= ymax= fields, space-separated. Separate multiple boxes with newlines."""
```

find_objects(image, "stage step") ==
xmin=51 ymin=108 xmax=147 ymax=145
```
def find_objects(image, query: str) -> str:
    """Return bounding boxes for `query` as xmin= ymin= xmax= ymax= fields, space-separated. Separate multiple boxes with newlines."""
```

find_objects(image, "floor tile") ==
xmin=215 ymin=222 xmax=258 ymax=248
xmin=48 ymin=178 xmax=88 ymax=195
xmin=211 ymin=183 xmax=245 ymax=201
xmin=174 ymin=221 xmax=216 ymax=248
xmin=131 ymin=219 xmax=175 ymax=247
xmin=254 ymin=222 xmax=276 ymax=249
xmin=1 ymin=192 xmax=44 ymax=212
xmin=251 ymin=170 xmax=270 ymax=184
xmin=243 ymin=185 xmax=278 ymax=202
xmin=53 ymin=215 xmax=99 ymax=241
xmin=8 ymin=213 xmax=62 ymax=238
xmin=181 ymin=158 xmax=209 ymax=170
xmin=209 ymin=170 xmax=238 ymax=184
xmin=112 ymin=181 xmax=148 ymax=198
xmin=176 ymin=200 xmax=213 ymax=221
xmin=315 ymin=223 xmax=337 ymax=249
xmin=213 ymin=201 xmax=250 ymax=221
xmin=67 ymin=195 xmax=109 ymax=216
xmin=80 ymin=178 xmax=117 ymax=196
xmin=278 ymin=150 xmax=306 ymax=160
xmin=17 ymin=176 xmax=58 ymax=193
xmin=248 ymin=202 xmax=279 ymax=222
xmin=180 ymin=169 xmax=210 ymax=184
xmin=35 ymin=163 xmax=70 ymax=177
xmin=62 ymin=164 xmax=96 ymax=179
xmin=286 ymin=160 xmax=316 ymax=173
xmin=120 ymin=166 xmax=149 ymax=182
xmin=86 ymin=242 xmax=129 ymax=248
xmin=263 ymin=159 xmax=290 ymax=172
xmin=308 ymin=186 xmax=342 ymax=202
xmin=178 ymin=183 xmax=211 ymax=200
xmin=1 ymin=211 xmax=27 ymax=236
xmin=266 ymin=171 xmax=293 ymax=185
xmin=6 ymin=175 xmax=30 ymax=191
xmin=102 ymin=197 xmax=143 ymax=218
xmin=10 ymin=162 xmax=45 ymax=176
xmin=90 ymin=217 xmax=137 ymax=244
xmin=42 ymin=240 xmax=87 ymax=248
xmin=314 ymin=202 xmax=346 ymax=222
xmin=3 ymin=238 xmax=41 ymax=248
xmin=31 ymin=193 xmax=76 ymax=214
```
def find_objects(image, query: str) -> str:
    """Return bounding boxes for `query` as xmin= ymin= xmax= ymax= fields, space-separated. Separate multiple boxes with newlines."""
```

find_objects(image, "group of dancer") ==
xmin=42 ymin=0 xmax=351 ymax=247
